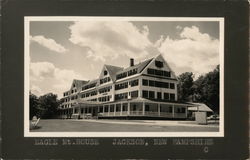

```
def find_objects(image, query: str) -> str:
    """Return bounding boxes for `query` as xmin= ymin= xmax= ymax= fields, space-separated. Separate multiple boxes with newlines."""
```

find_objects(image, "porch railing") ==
xmin=130 ymin=111 xmax=143 ymax=116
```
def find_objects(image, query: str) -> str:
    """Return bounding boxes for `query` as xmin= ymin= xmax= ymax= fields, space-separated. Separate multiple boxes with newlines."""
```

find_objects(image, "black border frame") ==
xmin=1 ymin=0 xmax=249 ymax=159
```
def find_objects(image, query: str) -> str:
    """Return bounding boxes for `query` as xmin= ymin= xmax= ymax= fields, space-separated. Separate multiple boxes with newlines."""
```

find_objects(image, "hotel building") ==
xmin=59 ymin=54 xmax=195 ymax=119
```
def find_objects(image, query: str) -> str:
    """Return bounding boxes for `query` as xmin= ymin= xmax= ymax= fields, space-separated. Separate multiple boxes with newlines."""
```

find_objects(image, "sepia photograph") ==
xmin=2 ymin=0 xmax=249 ymax=159
xmin=24 ymin=17 xmax=224 ymax=137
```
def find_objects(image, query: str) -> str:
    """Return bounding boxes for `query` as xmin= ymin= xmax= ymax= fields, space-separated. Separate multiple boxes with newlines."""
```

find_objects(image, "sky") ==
xmin=29 ymin=19 xmax=220 ymax=98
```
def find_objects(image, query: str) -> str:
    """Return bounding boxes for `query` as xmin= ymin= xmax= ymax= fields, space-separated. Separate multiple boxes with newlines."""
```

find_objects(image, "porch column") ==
xmin=73 ymin=106 xmax=75 ymax=114
xmin=127 ymin=102 xmax=130 ymax=116
xmin=172 ymin=105 xmax=175 ymax=118
xmin=142 ymin=101 xmax=145 ymax=116
xmin=158 ymin=103 xmax=161 ymax=117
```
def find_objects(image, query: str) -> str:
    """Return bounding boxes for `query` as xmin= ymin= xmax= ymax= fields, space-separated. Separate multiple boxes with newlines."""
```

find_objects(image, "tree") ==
xmin=193 ymin=65 xmax=220 ymax=113
xmin=29 ymin=92 xmax=60 ymax=119
xmin=177 ymin=72 xmax=195 ymax=101
xmin=177 ymin=66 xmax=220 ymax=113
xmin=38 ymin=93 xmax=60 ymax=119
xmin=29 ymin=92 xmax=40 ymax=120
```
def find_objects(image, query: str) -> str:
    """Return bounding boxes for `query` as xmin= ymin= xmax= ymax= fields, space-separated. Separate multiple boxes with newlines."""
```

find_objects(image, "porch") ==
xmin=61 ymin=98 xmax=193 ymax=119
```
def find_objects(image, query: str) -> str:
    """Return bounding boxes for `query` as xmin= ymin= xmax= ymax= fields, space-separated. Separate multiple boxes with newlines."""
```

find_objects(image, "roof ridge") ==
xmin=105 ymin=64 xmax=124 ymax=69
xmin=73 ymin=79 xmax=88 ymax=82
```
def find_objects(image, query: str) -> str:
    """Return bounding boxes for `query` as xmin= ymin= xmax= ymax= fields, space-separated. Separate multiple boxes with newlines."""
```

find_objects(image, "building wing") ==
xmin=140 ymin=54 xmax=178 ymax=80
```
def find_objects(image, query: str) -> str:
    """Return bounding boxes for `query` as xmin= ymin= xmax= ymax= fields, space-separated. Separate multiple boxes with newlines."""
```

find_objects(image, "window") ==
xmin=147 ymin=68 xmax=155 ymax=74
xmin=81 ymin=94 xmax=85 ymax=98
xmin=110 ymin=105 xmax=114 ymax=112
xmin=104 ymin=106 xmax=109 ymax=112
xmin=181 ymin=108 xmax=186 ymax=113
xmin=160 ymin=105 xmax=172 ymax=112
xmin=98 ymin=95 xmax=110 ymax=102
xmin=164 ymin=93 xmax=169 ymax=100
xmin=116 ymin=104 xmax=121 ymax=112
xmin=149 ymin=91 xmax=155 ymax=99
xmin=115 ymin=82 xmax=128 ymax=90
xmin=87 ymin=98 xmax=96 ymax=102
xmin=82 ymin=82 xmax=97 ymax=91
xmin=143 ymin=79 xmax=171 ymax=89
xmin=163 ymin=82 xmax=169 ymax=88
xmin=145 ymin=105 xmax=149 ymax=111
xmin=131 ymin=90 xmax=138 ymax=98
xmin=128 ymin=68 xmax=138 ymax=76
xmin=169 ymin=107 xmax=173 ymax=113
xmin=128 ymin=70 xmax=133 ymax=76
xmin=142 ymin=79 xmax=148 ymax=86
xmin=99 ymin=86 xmax=112 ymax=94
xmin=155 ymin=81 xmax=162 ymax=87
xmin=130 ymin=79 xmax=139 ymax=87
xmin=99 ymin=107 xmax=103 ymax=113
xmin=116 ymin=72 xmax=128 ymax=80
xmin=100 ymin=77 xmax=111 ymax=85
xmin=132 ymin=69 xmax=137 ymax=74
xmin=149 ymin=80 xmax=155 ymax=87
xmin=86 ymin=93 xmax=90 ymax=97
xmin=155 ymin=69 xmax=163 ymax=76
xmin=104 ymin=70 xmax=108 ymax=76
xmin=122 ymin=104 xmax=128 ymax=111
xmin=90 ymin=90 xmax=97 ymax=96
xmin=132 ymin=104 xmax=137 ymax=111
xmin=155 ymin=60 xmax=163 ymax=68
xmin=170 ymin=83 xmax=175 ymax=89
xmin=142 ymin=90 xmax=148 ymax=98
xmin=157 ymin=92 xmax=162 ymax=99
xmin=170 ymin=93 xmax=175 ymax=101
xmin=163 ymin=71 xmax=171 ymax=77
xmin=176 ymin=107 xmax=185 ymax=113
xmin=115 ymin=92 xmax=128 ymax=100
xmin=147 ymin=68 xmax=172 ymax=78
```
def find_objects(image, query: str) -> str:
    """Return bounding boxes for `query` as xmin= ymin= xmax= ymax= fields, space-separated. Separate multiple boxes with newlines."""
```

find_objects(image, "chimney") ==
xmin=130 ymin=58 xmax=134 ymax=67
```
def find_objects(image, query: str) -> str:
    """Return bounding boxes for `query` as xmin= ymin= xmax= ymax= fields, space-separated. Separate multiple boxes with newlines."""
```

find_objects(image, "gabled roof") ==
xmin=116 ymin=58 xmax=153 ymax=75
xmin=138 ymin=58 xmax=154 ymax=73
xmin=104 ymin=64 xmax=123 ymax=81
xmin=83 ymin=79 xmax=99 ymax=86
xmin=155 ymin=54 xmax=178 ymax=79
xmin=72 ymin=79 xmax=89 ymax=89
xmin=188 ymin=103 xmax=213 ymax=112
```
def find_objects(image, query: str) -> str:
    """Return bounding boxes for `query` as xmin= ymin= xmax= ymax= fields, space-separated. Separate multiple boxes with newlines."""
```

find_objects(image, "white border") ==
xmin=24 ymin=17 xmax=224 ymax=137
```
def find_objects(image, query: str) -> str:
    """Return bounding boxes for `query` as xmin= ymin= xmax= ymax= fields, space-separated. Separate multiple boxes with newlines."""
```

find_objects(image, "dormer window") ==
xmin=104 ymin=70 xmax=108 ymax=76
xmin=155 ymin=60 xmax=163 ymax=68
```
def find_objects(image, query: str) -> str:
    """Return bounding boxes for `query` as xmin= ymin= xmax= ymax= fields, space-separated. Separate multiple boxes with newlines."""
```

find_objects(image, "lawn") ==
xmin=30 ymin=119 xmax=219 ymax=132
